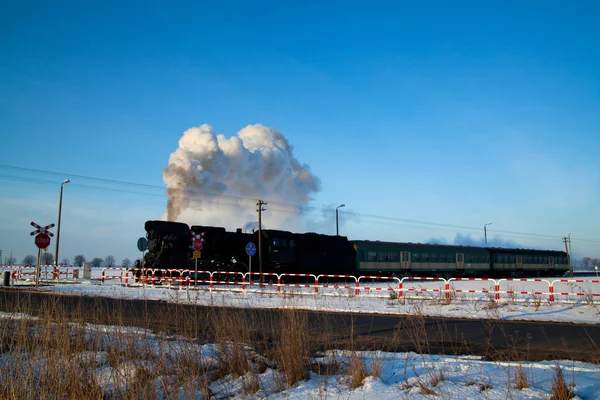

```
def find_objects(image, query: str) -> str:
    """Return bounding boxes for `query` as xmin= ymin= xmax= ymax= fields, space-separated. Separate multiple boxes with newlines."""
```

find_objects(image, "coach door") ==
xmin=456 ymin=253 xmax=465 ymax=271
xmin=516 ymin=255 xmax=523 ymax=269
xmin=400 ymin=251 xmax=411 ymax=270
xmin=549 ymin=256 xmax=555 ymax=269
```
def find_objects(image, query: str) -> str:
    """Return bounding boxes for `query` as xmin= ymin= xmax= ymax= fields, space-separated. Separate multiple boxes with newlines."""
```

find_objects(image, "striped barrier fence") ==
xmin=496 ymin=278 xmax=551 ymax=302
xmin=243 ymin=272 xmax=280 ymax=291
xmin=549 ymin=279 xmax=600 ymax=303
xmin=277 ymin=273 xmax=318 ymax=293
xmin=316 ymin=274 xmax=358 ymax=295
xmin=210 ymin=271 xmax=245 ymax=291
xmin=101 ymin=267 xmax=126 ymax=284
xmin=357 ymin=276 xmax=401 ymax=297
xmin=400 ymin=276 xmax=447 ymax=299
xmin=448 ymin=277 xmax=497 ymax=300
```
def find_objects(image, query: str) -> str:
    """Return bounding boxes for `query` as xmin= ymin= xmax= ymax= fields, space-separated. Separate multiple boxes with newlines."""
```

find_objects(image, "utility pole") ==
xmin=257 ymin=200 xmax=267 ymax=284
xmin=563 ymin=236 xmax=572 ymax=278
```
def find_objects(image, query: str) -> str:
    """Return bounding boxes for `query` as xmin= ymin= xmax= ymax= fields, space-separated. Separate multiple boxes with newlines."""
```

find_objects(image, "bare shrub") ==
xmin=418 ymin=381 xmax=438 ymax=395
xmin=550 ymin=364 xmax=574 ymax=400
xmin=515 ymin=364 xmax=528 ymax=389
xmin=274 ymin=309 xmax=310 ymax=387
xmin=241 ymin=370 xmax=260 ymax=396
xmin=430 ymin=369 xmax=445 ymax=387
xmin=369 ymin=355 xmax=384 ymax=378
xmin=348 ymin=352 xmax=368 ymax=388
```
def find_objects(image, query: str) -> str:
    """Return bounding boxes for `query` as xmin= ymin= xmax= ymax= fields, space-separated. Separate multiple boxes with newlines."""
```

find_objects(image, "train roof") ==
xmin=485 ymin=247 xmax=567 ymax=255
xmin=145 ymin=220 xmax=190 ymax=234
xmin=350 ymin=240 xmax=489 ymax=253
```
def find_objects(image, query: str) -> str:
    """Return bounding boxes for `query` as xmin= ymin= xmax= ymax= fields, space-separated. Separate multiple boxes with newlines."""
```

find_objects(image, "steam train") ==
xmin=141 ymin=220 xmax=569 ymax=279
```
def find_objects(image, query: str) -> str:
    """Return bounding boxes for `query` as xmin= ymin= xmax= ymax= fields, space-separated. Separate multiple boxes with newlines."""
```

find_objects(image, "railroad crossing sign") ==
xmin=30 ymin=221 xmax=55 ymax=237
xmin=31 ymin=221 xmax=54 ymax=250
xmin=191 ymin=231 xmax=205 ymax=251
xmin=246 ymin=242 xmax=256 ymax=256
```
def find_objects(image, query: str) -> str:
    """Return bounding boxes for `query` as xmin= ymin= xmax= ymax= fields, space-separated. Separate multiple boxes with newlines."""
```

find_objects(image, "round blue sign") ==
xmin=245 ymin=242 xmax=256 ymax=256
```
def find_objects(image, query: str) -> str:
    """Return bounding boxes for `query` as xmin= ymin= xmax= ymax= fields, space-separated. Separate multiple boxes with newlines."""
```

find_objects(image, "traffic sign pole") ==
xmin=245 ymin=242 xmax=256 ymax=283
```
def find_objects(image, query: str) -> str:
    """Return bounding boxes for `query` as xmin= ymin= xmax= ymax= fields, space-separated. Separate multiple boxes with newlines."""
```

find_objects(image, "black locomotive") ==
xmin=141 ymin=220 xmax=569 ymax=279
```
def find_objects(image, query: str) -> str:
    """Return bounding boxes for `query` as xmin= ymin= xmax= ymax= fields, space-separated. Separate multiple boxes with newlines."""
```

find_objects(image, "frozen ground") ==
xmin=1 ymin=311 xmax=599 ymax=399
xmin=3 ymin=266 xmax=600 ymax=325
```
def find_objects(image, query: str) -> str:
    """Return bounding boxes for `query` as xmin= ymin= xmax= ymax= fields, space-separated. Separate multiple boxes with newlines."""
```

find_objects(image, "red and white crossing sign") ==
xmin=191 ymin=231 xmax=205 ymax=251
xmin=30 ymin=221 xmax=55 ymax=237
xmin=30 ymin=221 xmax=54 ymax=249
xmin=35 ymin=233 xmax=51 ymax=249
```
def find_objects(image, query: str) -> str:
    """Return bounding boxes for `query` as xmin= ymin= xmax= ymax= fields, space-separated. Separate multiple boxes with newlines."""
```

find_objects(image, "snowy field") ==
xmin=3 ymin=266 xmax=600 ymax=325
xmin=1 ymin=311 xmax=599 ymax=399
xmin=2 ymin=267 xmax=600 ymax=398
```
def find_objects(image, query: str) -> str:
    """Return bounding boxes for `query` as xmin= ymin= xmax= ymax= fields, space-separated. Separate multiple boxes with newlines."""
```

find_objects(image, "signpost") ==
xmin=246 ymin=242 xmax=256 ymax=281
xmin=30 ymin=222 xmax=55 ymax=287
xmin=137 ymin=237 xmax=147 ymax=271
xmin=191 ymin=232 xmax=205 ymax=283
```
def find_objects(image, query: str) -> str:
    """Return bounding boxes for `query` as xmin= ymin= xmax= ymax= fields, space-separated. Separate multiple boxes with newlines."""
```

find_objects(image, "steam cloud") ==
xmin=162 ymin=124 xmax=321 ymax=231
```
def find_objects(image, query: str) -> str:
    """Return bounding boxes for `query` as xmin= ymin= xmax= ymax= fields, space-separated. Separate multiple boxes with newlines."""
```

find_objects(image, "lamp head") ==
xmin=63 ymin=179 xmax=70 ymax=184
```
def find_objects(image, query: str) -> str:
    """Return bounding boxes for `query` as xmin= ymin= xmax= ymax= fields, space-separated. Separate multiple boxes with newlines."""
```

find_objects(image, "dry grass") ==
xmin=430 ymin=369 xmax=445 ymax=387
xmin=549 ymin=364 xmax=574 ymax=400
xmin=0 ymin=289 xmax=589 ymax=398
xmin=514 ymin=364 xmax=529 ymax=389
xmin=348 ymin=352 xmax=368 ymax=388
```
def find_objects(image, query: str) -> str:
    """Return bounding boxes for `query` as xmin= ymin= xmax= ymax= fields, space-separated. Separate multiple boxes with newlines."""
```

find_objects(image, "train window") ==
xmin=422 ymin=253 xmax=430 ymax=262
xmin=533 ymin=256 xmax=538 ymax=263
xmin=466 ymin=255 xmax=472 ymax=263
xmin=390 ymin=252 xmax=399 ymax=261
xmin=509 ymin=256 xmax=515 ymax=263
xmin=412 ymin=253 xmax=420 ymax=262
xmin=368 ymin=251 xmax=377 ymax=261
xmin=289 ymin=240 xmax=295 ymax=248
xmin=440 ymin=254 xmax=447 ymax=262
xmin=272 ymin=238 xmax=280 ymax=247
xmin=448 ymin=255 xmax=455 ymax=262
xmin=379 ymin=252 xmax=388 ymax=261
xmin=431 ymin=254 xmax=438 ymax=262
xmin=281 ymin=239 xmax=288 ymax=248
xmin=542 ymin=256 xmax=548 ymax=263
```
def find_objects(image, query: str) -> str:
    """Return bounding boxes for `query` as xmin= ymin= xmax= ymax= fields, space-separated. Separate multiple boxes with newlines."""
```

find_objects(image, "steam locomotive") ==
xmin=141 ymin=220 xmax=569 ymax=279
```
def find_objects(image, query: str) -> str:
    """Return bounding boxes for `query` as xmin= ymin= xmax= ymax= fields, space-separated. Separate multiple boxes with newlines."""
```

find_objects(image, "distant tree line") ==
xmin=13 ymin=253 xmax=136 ymax=268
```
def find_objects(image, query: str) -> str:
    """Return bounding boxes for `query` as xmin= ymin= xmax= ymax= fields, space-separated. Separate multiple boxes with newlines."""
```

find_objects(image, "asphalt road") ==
xmin=1 ymin=288 xmax=598 ymax=363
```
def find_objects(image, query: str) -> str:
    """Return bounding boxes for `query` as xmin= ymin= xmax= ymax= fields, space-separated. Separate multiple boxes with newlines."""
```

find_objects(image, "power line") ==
xmin=1 ymin=163 xmax=598 ymax=244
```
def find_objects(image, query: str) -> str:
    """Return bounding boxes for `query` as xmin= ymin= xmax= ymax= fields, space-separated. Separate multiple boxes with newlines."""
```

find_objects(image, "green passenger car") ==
xmin=351 ymin=241 xmax=491 ymax=278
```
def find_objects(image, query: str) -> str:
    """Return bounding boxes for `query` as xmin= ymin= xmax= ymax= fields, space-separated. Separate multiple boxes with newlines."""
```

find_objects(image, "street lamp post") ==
xmin=484 ymin=222 xmax=492 ymax=246
xmin=54 ymin=179 xmax=70 ymax=268
xmin=336 ymin=204 xmax=345 ymax=236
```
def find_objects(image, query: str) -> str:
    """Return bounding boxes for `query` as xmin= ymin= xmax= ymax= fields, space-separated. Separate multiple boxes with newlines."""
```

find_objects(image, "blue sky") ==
xmin=1 ymin=1 xmax=599 ymax=264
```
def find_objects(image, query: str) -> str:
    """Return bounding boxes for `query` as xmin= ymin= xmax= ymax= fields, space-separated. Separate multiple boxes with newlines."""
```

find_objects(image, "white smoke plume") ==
xmin=162 ymin=124 xmax=321 ymax=232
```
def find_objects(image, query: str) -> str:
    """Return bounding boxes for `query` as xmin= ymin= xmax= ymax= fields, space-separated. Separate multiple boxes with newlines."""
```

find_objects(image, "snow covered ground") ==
xmin=1 ymin=311 xmax=599 ymax=399
xmin=3 ymin=266 xmax=599 ymax=325
xmin=2 ymin=268 xmax=600 ymax=398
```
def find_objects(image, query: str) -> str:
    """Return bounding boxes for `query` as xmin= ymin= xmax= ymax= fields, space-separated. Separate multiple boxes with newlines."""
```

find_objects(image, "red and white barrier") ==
xmin=550 ymin=279 xmax=600 ymax=302
xmin=278 ymin=273 xmax=318 ymax=294
xmin=316 ymin=274 xmax=358 ymax=295
xmin=358 ymin=276 xmax=401 ymax=297
xmin=448 ymin=277 xmax=497 ymax=300
xmin=101 ymin=267 xmax=126 ymax=284
xmin=400 ymin=276 xmax=447 ymax=299
xmin=496 ymin=278 xmax=551 ymax=302
xmin=92 ymin=267 xmax=600 ymax=304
